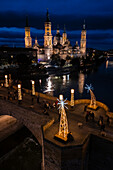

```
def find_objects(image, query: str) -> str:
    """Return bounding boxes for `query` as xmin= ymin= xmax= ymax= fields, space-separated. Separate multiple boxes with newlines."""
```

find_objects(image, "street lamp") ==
xmin=32 ymin=80 xmax=35 ymax=96
xmin=70 ymin=89 xmax=74 ymax=107
xmin=18 ymin=84 xmax=22 ymax=104
xmin=5 ymin=75 xmax=9 ymax=87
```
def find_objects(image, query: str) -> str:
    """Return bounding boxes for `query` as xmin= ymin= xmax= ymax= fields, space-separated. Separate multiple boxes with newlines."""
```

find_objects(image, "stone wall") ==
xmin=44 ymin=139 xmax=61 ymax=170
xmin=0 ymin=99 xmax=50 ymax=145
xmin=88 ymin=134 xmax=113 ymax=170
xmin=43 ymin=133 xmax=113 ymax=170
xmin=43 ymin=135 xmax=90 ymax=170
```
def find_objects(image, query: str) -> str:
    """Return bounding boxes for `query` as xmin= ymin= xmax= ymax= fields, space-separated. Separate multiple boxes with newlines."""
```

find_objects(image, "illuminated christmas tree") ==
xmin=55 ymin=95 xmax=69 ymax=141
xmin=85 ymin=84 xmax=98 ymax=110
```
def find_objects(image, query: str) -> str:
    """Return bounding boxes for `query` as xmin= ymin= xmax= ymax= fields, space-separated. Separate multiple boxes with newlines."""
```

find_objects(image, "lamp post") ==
xmin=18 ymin=84 xmax=22 ymax=104
xmin=70 ymin=89 xmax=74 ymax=107
xmin=5 ymin=75 xmax=8 ymax=87
xmin=31 ymin=80 xmax=35 ymax=105
xmin=32 ymin=80 xmax=35 ymax=96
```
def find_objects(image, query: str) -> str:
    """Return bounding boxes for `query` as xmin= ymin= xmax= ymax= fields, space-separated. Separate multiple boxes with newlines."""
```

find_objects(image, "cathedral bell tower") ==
xmin=44 ymin=9 xmax=52 ymax=48
xmin=80 ymin=21 xmax=86 ymax=55
xmin=44 ymin=9 xmax=53 ymax=60
xmin=25 ymin=16 xmax=32 ymax=48
xmin=62 ymin=25 xmax=67 ymax=45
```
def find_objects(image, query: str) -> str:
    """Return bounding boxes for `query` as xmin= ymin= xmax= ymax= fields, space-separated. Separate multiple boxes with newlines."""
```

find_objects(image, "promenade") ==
xmin=0 ymin=86 xmax=113 ymax=146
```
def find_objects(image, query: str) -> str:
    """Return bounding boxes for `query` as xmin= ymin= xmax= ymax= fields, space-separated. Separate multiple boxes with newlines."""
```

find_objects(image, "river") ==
xmin=32 ymin=58 xmax=113 ymax=112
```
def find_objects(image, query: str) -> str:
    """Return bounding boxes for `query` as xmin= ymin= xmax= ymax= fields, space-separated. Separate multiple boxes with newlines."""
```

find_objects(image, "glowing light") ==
xmin=5 ymin=75 xmax=7 ymax=78
xmin=85 ymin=84 xmax=93 ymax=93
xmin=55 ymin=76 xmax=58 ymax=79
xmin=5 ymin=75 xmax=8 ymax=87
xmin=57 ymin=97 xmax=69 ymax=139
xmin=63 ymin=75 xmax=66 ymax=85
xmin=32 ymin=80 xmax=35 ymax=85
xmin=71 ymin=89 xmax=74 ymax=93
xmin=57 ymin=96 xmax=68 ymax=110
xmin=32 ymin=80 xmax=35 ymax=95
xmin=18 ymin=84 xmax=21 ymax=88
xmin=67 ymin=74 xmax=69 ymax=81
xmin=59 ymin=94 xmax=63 ymax=101
xmin=78 ymin=73 xmax=85 ymax=94
xmin=39 ymin=79 xmax=41 ymax=84
xmin=63 ymin=75 xmax=66 ymax=80
xmin=44 ymin=77 xmax=54 ymax=95
xmin=106 ymin=60 xmax=108 ymax=69
xmin=70 ymin=89 xmax=74 ymax=107
xmin=18 ymin=84 xmax=22 ymax=101
xmin=85 ymin=84 xmax=97 ymax=110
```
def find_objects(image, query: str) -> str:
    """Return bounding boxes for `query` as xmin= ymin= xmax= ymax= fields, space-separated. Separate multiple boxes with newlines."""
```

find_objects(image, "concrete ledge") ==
xmin=74 ymin=99 xmax=109 ymax=112
xmin=13 ymin=86 xmax=113 ymax=119
xmin=43 ymin=119 xmax=55 ymax=132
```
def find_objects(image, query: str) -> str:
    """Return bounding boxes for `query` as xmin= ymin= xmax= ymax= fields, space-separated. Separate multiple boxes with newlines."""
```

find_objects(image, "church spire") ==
xmin=57 ymin=24 xmax=60 ymax=34
xmin=83 ymin=19 xmax=85 ymax=30
xmin=46 ymin=8 xmax=50 ymax=22
xmin=64 ymin=24 xmax=66 ymax=33
xmin=26 ymin=16 xmax=29 ymax=27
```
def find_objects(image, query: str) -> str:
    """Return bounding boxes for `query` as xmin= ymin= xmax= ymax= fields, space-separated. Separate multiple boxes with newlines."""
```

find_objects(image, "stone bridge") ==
xmin=0 ymin=99 xmax=51 ymax=146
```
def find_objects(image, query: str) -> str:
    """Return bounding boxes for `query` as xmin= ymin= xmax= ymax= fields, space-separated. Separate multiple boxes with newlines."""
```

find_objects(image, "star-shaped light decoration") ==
xmin=57 ymin=98 xmax=68 ymax=110
xmin=85 ymin=84 xmax=94 ymax=93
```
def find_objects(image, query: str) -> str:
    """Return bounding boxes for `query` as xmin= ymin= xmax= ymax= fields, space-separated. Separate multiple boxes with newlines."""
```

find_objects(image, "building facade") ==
xmin=80 ymin=21 xmax=87 ymax=56
xmin=25 ymin=10 xmax=87 ymax=62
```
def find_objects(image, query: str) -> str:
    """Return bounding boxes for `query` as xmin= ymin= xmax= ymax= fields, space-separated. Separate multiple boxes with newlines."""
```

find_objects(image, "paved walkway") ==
xmin=0 ymin=87 xmax=113 ymax=146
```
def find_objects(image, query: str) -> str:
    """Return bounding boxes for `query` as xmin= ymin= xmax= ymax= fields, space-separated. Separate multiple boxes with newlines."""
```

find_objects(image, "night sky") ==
xmin=0 ymin=0 xmax=113 ymax=50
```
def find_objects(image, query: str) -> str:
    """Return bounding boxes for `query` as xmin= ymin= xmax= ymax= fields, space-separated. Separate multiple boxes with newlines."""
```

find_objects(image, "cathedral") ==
xmin=24 ymin=9 xmax=86 ymax=62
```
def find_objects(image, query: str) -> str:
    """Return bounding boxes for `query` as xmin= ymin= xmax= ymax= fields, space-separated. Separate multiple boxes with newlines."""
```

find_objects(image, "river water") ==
xmin=34 ymin=58 xmax=113 ymax=112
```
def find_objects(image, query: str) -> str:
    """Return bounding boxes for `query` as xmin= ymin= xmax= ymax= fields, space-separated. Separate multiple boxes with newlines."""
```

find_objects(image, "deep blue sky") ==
xmin=0 ymin=0 xmax=113 ymax=50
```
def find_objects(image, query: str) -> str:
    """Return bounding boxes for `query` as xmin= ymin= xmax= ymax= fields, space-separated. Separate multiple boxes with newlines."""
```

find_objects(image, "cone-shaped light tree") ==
xmin=55 ymin=95 xmax=69 ymax=141
xmin=85 ymin=84 xmax=98 ymax=110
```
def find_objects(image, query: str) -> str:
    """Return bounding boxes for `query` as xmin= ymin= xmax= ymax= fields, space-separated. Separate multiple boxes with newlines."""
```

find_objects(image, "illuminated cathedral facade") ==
xmin=25 ymin=10 xmax=86 ymax=62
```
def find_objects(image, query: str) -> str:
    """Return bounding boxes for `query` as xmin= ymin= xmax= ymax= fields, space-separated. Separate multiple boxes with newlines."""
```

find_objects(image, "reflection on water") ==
xmin=106 ymin=59 xmax=113 ymax=69
xmin=63 ymin=75 xmax=66 ymax=85
xmin=43 ymin=77 xmax=54 ymax=96
xmin=106 ymin=60 xmax=108 ymax=69
xmin=39 ymin=79 xmax=42 ymax=84
xmin=78 ymin=73 xmax=85 ymax=94
xmin=37 ymin=58 xmax=113 ymax=111
xmin=67 ymin=75 xmax=69 ymax=81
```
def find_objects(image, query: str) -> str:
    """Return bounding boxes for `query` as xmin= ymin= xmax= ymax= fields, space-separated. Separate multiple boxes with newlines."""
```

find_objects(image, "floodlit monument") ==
xmin=85 ymin=84 xmax=98 ymax=110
